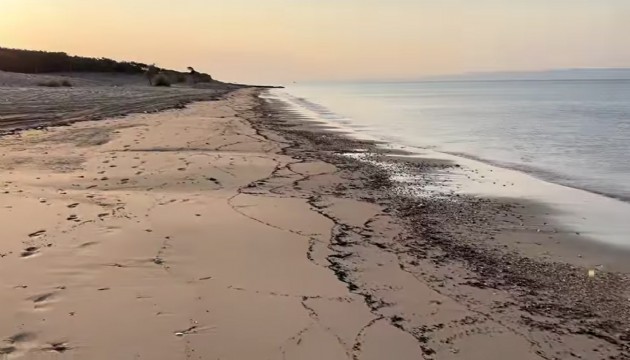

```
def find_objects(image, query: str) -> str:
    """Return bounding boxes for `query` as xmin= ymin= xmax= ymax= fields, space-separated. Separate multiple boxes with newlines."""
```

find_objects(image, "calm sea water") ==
xmin=284 ymin=80 xmax=630 ymax=202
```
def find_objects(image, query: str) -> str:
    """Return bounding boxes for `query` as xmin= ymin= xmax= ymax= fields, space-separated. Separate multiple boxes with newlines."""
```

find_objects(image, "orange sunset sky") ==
xmin=1 ymin=0 xmax=629 ymax=83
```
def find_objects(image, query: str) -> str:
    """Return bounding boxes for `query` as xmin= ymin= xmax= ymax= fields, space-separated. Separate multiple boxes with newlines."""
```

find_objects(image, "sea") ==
xmin=266 ymin=77 xmax=630 ymax=248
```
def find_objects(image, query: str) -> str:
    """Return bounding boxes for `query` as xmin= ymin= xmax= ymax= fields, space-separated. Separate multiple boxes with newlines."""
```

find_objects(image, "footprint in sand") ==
xmin=0 ymin=346 xmax=16 ymax=355
xmin=30 ymin=292 xmax=56 ymax=308
xmin=67 ymin=203 xmax=79 ymax=208
xmin=78 ymin=241 xmax=98 ymax=248
xmin=43 ymin=342 xmax=70 ymax=353
xmin=28 ymin=230 xmax=46 ymax=238
xmin=21 ymin=247 xmax=39 ymax=258
xmin=206 ymin=177 xmax=221 ymax=185
xmin=1 ymin=332 xmax=37 ymax=355
xmin=7 ymin=332 xmax=36 ymax=344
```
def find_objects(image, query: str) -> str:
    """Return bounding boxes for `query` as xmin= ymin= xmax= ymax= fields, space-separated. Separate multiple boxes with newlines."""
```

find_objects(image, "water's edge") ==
xmin=266 ymin=89 xmax=630 ymax=249
xmin=284 ymin=80 xmax=630 ymax=204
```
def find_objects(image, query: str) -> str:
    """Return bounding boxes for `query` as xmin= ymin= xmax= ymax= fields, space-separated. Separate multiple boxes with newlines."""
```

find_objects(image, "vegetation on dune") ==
xmin=146 ymin=66 xmax=213 ymax=87
xmin=188 ymin=66 xmax=213 ymax=83
xmin=152 ymin=74 xmax=171 ymax=87
xmin=37 ymin=79 xmax=72 ymax=87
xmin=145 ymin=64 xmax=160 ymax=85
xmin=175 ymin=73 xmax=187 ymax=83
xmin=0 ymin=47 xmax=148 ymax=74
xmin=0 ymin=47 xmax=215 ymax=87
xmin=37 ymin=81 xmax=61 ymax=87
xmin=192 ymin=72 xmax=213 ymax=83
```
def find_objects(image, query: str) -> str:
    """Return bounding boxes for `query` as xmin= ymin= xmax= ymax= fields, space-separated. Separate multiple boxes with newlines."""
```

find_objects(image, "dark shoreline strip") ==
xmin=249 ymin=89 xmax=630 ymax=358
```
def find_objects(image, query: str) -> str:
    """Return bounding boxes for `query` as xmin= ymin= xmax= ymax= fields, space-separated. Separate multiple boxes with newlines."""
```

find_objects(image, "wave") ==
xmin=273 ymin=88 xmax=630 ymax=204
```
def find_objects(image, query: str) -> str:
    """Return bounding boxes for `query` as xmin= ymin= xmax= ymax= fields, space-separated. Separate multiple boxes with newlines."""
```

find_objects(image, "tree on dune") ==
xmin=145 ymin=64 xmax=160 ymax=85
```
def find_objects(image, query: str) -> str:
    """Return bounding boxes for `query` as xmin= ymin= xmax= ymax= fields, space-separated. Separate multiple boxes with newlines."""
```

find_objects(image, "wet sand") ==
xmin=257 ymin=96 xmax=630 ymax=359
xmin=0 ymin=88 xmax=628 ymax=359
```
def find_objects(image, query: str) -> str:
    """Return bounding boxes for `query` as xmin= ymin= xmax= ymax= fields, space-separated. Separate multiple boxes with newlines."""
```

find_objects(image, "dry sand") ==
xmin=0 ymin=88 xmax=628 ymax=359
xmin=0 ymin=71 xmax=243 ymax=133
xmin=0 ymin=89 xmax=420 ymax=359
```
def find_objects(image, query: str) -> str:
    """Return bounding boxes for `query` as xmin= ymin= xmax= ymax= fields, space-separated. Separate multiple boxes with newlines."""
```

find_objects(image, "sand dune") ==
xmin=0 ymin=71 xmax=234 ymax=133
xmin=0 ymin=70 xmax=150 ymax=87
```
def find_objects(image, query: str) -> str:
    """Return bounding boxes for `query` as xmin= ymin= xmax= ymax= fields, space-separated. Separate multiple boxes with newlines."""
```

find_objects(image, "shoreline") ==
xmin=268 ymin=88 xmax=630 ymax=251
xmin=338 ymin=149 xmax=630 ymax=272
xmin=444 ymin=149 xmax=630 ymax=204
xmin=381 ymin=146 xmax=630 ymax=255
xmin=0 ymin=88 xmax=627 ymax=358
xmin=258 ymin=90 xmax=630 ymax=358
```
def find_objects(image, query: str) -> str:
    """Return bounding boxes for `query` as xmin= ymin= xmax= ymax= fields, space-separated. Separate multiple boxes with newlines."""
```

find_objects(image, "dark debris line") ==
xmin=246 ymin=91 xmax=630 ymax=359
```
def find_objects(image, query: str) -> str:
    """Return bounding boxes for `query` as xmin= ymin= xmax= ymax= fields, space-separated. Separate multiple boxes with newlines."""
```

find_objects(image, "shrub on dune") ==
xmin=175 ymin=74 xmax=187 ymax=83
xmin=37 ymin=79 xmax=72 ymax=87
xmin=152 ymin=74 xmax=171 ymax=87
xmin=37 ymin=80 xmax=62 ymax=87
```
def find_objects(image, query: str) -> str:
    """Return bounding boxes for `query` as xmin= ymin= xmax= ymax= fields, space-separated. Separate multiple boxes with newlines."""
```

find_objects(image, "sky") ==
xmin=1 ymin=0 xmax=629 ymax=84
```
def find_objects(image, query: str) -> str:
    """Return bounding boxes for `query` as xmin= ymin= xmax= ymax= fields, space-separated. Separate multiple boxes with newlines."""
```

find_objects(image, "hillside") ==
xmin=0 ymin=47 xmax=150 ymax=74
xmin=0 ymin=46 xmax=213 ymax=84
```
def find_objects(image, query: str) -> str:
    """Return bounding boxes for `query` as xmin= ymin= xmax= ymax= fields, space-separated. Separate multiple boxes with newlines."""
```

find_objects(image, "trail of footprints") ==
xmin=4 ymin=118 xmax=266 ymax=357
xmin=0 ymin=331 xmax=70 ymax=356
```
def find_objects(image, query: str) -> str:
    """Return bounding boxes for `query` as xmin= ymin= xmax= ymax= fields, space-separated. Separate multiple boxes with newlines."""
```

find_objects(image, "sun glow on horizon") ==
xmin=1 ymin=0 xmax=629 ymax=83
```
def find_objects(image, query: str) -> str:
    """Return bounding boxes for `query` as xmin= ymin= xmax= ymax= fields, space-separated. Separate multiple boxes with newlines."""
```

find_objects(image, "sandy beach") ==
xmin=1 ymin=87 xmax=629 ymax=360
xmin=0 ymin=70 xmax=239 ymax=134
